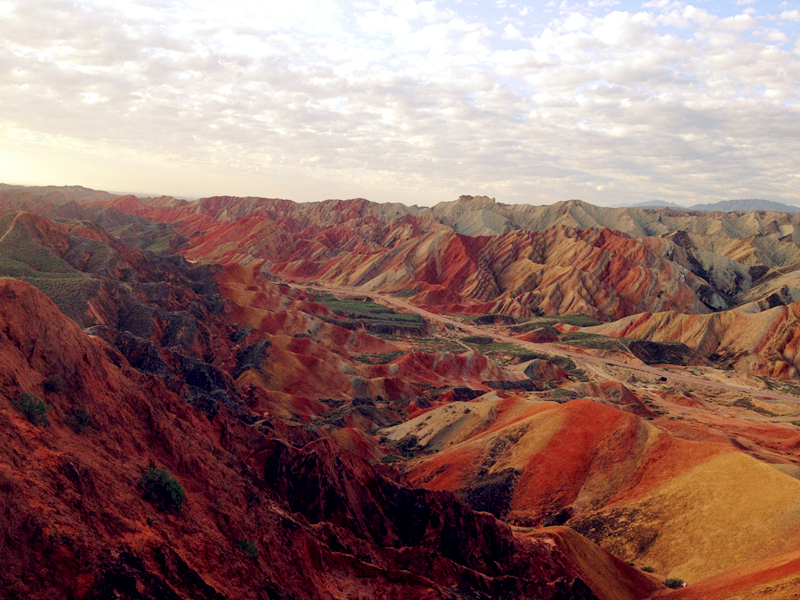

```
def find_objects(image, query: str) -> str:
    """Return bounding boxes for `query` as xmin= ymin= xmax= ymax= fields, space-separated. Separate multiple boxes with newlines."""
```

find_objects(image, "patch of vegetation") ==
xmin=380 ymin=454 xmax=408 ymax=464
xmin=20 ymin=276 xmax=101 ymax=326
xmin=66 ymin=408 xmax=92 ymax=434
xmin=138 ymin=467 xmax=186 ymax=512
xmin=664 ymin=578 xmax=685 ymax=588
xmin=392 ymin=288 xmax=418 ymax=298
xmin=236 ymin=540 xmax=259 ymax=558
xmin=510 ymin=314 xmax=602 ymax=333
xmin=550 ymin=388 xmax=577 ymax=400
xmin=732 ymin=396 xmax=777 ymax=417
xmin=462 ymin=335 xmax=494 ymax=345
xmin=756 ymin=376 xmax=800 ymax=398
xmin=11 ymin=392 xmax=51 ymax=428
xmin=559 ymin=332 xmax=627 ymax=350
xmin=0 ymin=236 xmax=76 ymax=277
xmin=640 ymin=565 xmax=655 ymax=573
xmin=354 ymin=351 xmax=406 ymax=364
xmin=409 ymin=337 xmax=466 ymax=354
xmin=315 ymin=295 xmax=427 ymax=335
xmin=43 ymin=374 xmax=67 ymax=393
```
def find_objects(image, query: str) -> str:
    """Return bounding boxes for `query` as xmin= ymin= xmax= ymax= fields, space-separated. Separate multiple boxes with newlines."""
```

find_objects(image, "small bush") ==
xmin=138 ymin=468 xmax=186 ymax=512
xmin=66 ymin=408 xmax=92 ymax=434
xmin=463 ymin=335 xmax=494 ymax=345
xmin=640 ymin=565 xmax=655 ymax=573
xmin=236 ymin=540 xmax=258 ymax=558
xmin=12 ymin=392 xmax=51 ymax=428
xmin=43 ymin=374 xmax=67 ymax=393
xmin=664 ymin=577 xmax=685 ymax=588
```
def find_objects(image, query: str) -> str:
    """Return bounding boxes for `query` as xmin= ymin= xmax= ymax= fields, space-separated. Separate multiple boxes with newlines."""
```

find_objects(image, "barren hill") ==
xmin=4 ymin=185 xmax=800 ymax=598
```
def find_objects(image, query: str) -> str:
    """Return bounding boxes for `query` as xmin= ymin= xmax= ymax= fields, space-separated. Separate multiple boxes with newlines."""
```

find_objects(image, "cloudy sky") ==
xmin=1 ymin=0 xmax=798 ymax=206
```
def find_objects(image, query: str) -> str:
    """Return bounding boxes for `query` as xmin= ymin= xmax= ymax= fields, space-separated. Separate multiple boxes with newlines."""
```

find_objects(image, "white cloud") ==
xmin=502 ymin=23 xmax=522 ymax=39
xmin=779 ymin=10 xmax=800 ymax=21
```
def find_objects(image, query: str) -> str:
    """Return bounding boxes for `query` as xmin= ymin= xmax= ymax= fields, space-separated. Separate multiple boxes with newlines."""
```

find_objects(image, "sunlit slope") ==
xmin=389 ymin=398 xmax=800 ymax=584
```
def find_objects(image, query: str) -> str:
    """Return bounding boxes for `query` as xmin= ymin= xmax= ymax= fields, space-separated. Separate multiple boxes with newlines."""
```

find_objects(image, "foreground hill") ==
xmin=0 ymin=267 xmax=657 ymax=599
xmin=384 ymin=396 xmax=800 ymax=585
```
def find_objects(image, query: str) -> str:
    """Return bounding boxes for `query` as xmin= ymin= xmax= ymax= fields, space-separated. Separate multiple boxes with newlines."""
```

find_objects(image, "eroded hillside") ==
xmin=3 ymin=186 xmax=800 ymax=599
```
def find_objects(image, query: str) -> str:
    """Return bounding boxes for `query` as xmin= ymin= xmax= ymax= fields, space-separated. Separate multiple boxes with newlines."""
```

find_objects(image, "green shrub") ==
xmin=236 ymin=540 xmax=258 ymax=558
xmin=12 ymin=392 xmax=51 ymax=428
xmin=462 ymin=335 xmax=494 ymax=345
xmin=664 ymin=577 xmax=685 ymax=588
xmin=138 ymin=467 xmax=186 ymax=512
xmin=66 ymin=408 xmax=92 ymax=434
xmin=43 ymin=374 xmax=67 ymax=393
xmin=640 ymin=565 xmax=655 ymax=573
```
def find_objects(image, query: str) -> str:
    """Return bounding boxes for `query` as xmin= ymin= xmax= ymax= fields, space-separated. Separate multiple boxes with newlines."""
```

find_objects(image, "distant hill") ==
xmin=688 ymin=199 xmax=800 ymax=213
xmin=628 ymin=200 xmax=684 ymax=208
xmin=0 ymin=183 xmax=115 ymax=201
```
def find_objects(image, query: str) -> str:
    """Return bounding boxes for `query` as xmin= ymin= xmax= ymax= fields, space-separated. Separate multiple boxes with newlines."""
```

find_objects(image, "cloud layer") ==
xmin=1 ymin=0 xmax=798 ymax=206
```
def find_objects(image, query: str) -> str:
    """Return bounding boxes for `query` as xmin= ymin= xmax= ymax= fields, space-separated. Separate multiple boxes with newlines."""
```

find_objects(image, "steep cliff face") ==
xmin=0 ymin=279 xmax=658 ymax=600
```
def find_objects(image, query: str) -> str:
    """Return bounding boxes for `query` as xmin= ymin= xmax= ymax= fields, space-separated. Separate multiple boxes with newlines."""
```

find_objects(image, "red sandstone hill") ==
xmin=9 ymin=188 xmax=800 ymax=319
xmin=384 ymin=395 xmax=800 ymax=590
xmin=584 ymin=303 xmax=800 ymax=379
xmin=94 ymin=195 xmax=732 ymax=320
xmin=0 ymin=210 xmax=527 ymax=420
xmin=0 ymin=279 xmax=660 ymax=599
xmin=94 ymin=193 xmax=800 ymax=315
xmin=5 ymin=185 xmax=800 ymax=598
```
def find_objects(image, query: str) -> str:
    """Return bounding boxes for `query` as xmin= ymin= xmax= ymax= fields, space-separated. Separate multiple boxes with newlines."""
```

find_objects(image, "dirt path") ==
xmin=0 ymin=211 xmax=22 ymax=244
xmin=295 ymin=282 xmax=800 ymax=403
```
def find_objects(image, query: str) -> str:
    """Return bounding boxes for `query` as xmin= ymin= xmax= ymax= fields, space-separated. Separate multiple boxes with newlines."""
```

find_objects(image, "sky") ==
xmin=0 ymin=0 xmax=798 ymax=207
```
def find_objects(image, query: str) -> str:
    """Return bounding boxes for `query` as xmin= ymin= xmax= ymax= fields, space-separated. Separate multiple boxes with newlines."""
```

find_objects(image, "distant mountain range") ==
xmin=628 ymin=198 xmax=800 ymax=212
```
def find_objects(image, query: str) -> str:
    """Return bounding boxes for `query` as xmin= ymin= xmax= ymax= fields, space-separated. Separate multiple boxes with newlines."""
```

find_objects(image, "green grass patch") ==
xmin=462 ymin=335 xmax=494 ymax=345
xmin=550 ymin=388 xmax=578 ymax=400
xmin=558 ymin=332 xmax=628 ymax=351
xmin=409 ymin=338 xmax=465 ymax=354
xmin=354 ymin=351 xmax=406 ymax=364
xmin=315 ymin=295 xmax=427 ymax=335
xmin=19 ymin=276 xmax=101 ymax=326
xmin=510 ymin=314 xmax=602 ymax=332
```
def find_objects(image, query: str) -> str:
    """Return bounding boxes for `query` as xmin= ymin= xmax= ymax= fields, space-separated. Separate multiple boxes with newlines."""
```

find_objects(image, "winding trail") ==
xmin=0 ymin=211 xmax=22 ymax=244
xmin=294 ymin=282 xmax=800 ymax=404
